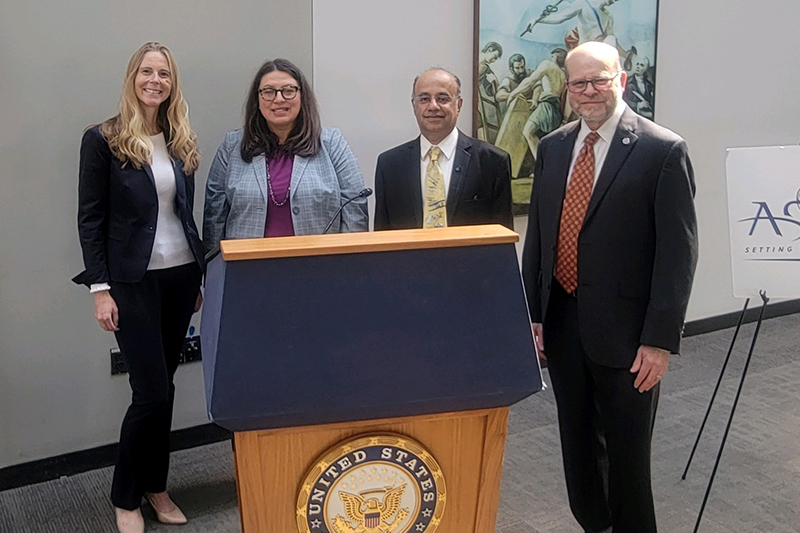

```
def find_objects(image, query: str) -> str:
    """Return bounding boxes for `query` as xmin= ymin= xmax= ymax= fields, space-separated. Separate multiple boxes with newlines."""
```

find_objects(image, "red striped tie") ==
xmin=555 ymin=131 xmax=600 ymax=294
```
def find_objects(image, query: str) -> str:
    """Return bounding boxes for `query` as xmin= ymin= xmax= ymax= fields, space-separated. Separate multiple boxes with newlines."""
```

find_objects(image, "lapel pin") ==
xmin=622 ymin=137 xmax=631 ymax=145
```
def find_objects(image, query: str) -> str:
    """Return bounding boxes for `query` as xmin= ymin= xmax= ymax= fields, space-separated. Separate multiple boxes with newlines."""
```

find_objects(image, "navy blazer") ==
xmin=73 ymin=126 xmax=204 ymax=286
xmin=521 ymin=107 xmax=698 ymax=366
xmin=374 ymin=130 xmax=513 ymax=230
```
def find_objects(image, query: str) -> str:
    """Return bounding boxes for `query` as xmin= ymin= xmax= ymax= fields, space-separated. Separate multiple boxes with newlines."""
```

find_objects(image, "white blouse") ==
xmin=146 ymin=133 xmax=194 ymax=270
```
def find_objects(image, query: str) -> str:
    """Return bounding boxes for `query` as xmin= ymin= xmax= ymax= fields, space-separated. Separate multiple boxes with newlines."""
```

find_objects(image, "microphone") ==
xmin=204 ymin=245 xmax=221 ymax=264
xmin=322 ymin=188 xmax=372 ymax=234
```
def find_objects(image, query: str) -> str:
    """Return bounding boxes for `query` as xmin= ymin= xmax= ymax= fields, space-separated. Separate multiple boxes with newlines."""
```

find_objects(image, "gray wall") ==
xmin=315 ymin=0 xmax=800 ymax=321
xmin=3 ymin=0 xmax=800 ymax=468
xmin=0 ymin=0 xmax=312 ymax=468
xmin=652 ymin=0 xmax=800 ymax=317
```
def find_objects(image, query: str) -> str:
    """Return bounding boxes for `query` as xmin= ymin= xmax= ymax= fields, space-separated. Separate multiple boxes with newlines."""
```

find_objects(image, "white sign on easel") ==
xmin=726 ymin=146 xmax=800 ymax=298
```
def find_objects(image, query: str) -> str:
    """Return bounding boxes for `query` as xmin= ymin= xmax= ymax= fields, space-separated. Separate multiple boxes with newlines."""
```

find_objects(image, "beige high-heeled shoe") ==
xmin=145 ymin=492 xmax=188 ymax=525
xmin=115 ymin=507 xmax=145 ymax=533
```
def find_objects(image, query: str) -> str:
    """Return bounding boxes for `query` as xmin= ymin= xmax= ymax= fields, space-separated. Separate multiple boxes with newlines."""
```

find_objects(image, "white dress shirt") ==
xmin=567 ymin=101 xmax=627 ymax=190
xmin=419 ymin=128 xmax=459 ymax=201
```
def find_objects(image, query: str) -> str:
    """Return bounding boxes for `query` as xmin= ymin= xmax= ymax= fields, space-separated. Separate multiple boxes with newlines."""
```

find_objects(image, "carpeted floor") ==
xmin=2 ymin=313 xmax=799 ymax=532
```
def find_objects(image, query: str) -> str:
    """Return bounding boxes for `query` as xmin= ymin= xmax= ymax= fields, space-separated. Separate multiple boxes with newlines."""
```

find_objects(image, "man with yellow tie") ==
xmin=374 ymin=68 xmax=513 ymax=230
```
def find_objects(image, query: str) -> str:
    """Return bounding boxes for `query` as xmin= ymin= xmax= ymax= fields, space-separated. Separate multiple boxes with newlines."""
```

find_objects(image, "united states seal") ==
xmin=296 ymin=434 xmax=446 ymax=533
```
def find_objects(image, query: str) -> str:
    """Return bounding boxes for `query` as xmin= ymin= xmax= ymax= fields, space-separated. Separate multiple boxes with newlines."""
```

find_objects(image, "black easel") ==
xmin=681 ymin=297 xmax=749 ymax=479
xmin=682 ymin=291 xmax=769 ymax=533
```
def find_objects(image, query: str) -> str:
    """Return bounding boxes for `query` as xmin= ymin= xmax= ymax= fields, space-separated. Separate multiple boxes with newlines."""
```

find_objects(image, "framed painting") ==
xmin=474 ymin=0 xmax=660 ymax=214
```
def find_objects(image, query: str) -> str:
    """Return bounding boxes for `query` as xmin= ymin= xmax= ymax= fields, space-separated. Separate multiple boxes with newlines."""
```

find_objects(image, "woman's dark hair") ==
xmin=241 ymin=58 xmax=321 ymax=161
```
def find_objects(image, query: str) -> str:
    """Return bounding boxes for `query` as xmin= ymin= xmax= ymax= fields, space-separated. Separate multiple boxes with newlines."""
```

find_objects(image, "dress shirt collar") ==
xmin=576 ymin=100 xmax=627 ymax=147
xmin=420 ymin=128 xmax=459 ymax=162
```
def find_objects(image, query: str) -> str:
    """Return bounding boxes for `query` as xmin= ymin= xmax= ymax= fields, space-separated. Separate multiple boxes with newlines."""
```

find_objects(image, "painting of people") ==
xmin=476 ymin=0 xmax=659 ymax=213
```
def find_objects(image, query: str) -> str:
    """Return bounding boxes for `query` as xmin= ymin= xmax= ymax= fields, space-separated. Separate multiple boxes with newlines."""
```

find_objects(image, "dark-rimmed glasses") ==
xmin=259 ymin=85 xmax=300 ymax=101
xmin=565 ymin=72 xmax=621 ymax=93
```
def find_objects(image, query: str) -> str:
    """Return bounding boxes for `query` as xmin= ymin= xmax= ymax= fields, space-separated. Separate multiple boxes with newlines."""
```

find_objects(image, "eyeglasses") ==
xmin=258 ymin=85 xmax=300 ymax=101
xmin=412 ymin=94 xmax=458 ymax=106
xmin=565 ymin=72 xmax=621 ymax=93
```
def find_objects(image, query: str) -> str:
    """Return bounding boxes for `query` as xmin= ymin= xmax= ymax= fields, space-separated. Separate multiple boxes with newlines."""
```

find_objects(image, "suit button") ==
xmin=148 ymin=226 xmax=154 ymax=231
xmin=292 ymin=207 xmax=300 ymax=215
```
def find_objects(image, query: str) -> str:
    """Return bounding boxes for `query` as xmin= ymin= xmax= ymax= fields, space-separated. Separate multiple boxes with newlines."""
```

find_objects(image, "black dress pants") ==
xmin=109 ymin=262 xmax=201 ymax=510
xmin=544 ymin=282 xmax=659 ymax=533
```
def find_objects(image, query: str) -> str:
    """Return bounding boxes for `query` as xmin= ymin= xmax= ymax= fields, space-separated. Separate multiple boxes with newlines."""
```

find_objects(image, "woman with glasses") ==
xmin=73 ymin=42 xmax=204 ymax=533
xmin=203 ymin=58 xmax=368 ymax=252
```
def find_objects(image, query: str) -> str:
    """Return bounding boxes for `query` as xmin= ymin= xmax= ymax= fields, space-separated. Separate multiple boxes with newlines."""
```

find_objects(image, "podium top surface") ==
xmin=220 ymin=224 xmax=518 ymax=261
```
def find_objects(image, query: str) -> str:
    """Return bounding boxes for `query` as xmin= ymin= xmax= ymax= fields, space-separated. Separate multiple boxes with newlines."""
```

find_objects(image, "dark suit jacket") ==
xmin=374 ymin=130 xmax=513 ymax=230
xmin=73 ymin=126 xmax=204 ymax=286
xmin=623 ymin=76 xmax=655 ymax=109
xmin=521 ymin=107 xmax=698 ymax=367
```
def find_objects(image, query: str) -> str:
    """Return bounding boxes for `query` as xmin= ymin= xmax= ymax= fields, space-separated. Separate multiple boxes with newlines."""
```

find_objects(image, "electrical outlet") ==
xmin=110 ymin=348 xmax=128 ymax=375
xmin=182 ymin=335 xmax=202 ymax=363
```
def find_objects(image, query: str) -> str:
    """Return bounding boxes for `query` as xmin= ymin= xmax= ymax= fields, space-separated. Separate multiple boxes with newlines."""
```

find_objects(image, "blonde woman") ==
xmin=73 ymin=42 xmax=204 ymax=533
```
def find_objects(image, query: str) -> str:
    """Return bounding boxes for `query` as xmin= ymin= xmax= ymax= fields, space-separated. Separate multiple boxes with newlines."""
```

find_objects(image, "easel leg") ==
xmin=682 ymin=298 xmax=750 ymax=480
xmin=693 ymin=291 xmax=769 ymax=533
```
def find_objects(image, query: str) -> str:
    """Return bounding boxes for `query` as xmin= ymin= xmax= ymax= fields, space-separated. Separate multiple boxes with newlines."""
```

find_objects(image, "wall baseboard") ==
xmin=683 ymin=298 xmax=800 ymax=337
xmin=0 ymin=423 xmax=231 ymax=492
xmin=1 ymin=299 xmax=797 ymax=492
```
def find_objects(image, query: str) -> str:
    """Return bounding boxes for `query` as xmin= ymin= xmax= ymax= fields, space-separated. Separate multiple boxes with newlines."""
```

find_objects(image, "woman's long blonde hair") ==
xmin=100 ymin=42 xmax=200 ymax=174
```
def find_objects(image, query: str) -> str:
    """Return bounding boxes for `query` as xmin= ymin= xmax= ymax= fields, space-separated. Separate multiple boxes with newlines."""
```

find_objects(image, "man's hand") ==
xmin=532 ymin=322 xmax=546 ymax=367
xmin=93 ymin=290 xmax=119 ymax=332
xmin=630 ymin=345 xmax=669 ymax=393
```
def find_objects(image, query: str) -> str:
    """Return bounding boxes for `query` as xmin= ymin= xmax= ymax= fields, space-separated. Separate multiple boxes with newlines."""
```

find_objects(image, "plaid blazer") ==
xmin=203 ymin=127 xmax=368 ymax=253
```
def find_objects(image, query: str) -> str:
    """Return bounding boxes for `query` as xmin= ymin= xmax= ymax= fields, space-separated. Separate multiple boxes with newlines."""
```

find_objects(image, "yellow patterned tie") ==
xmin=424 ymin=146 xmax=447 ymax=228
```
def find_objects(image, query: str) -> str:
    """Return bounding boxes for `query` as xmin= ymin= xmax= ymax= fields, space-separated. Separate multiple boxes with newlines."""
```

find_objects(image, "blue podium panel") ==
xmin=201 ymin=241 xmax=541 ymax=431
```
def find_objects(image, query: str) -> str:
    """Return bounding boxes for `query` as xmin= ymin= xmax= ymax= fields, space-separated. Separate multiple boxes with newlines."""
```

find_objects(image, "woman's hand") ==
xmin=93 ymin=290 xmax=119 ymax=331
xmin=194 ymin=290 xmax=203 ymax=313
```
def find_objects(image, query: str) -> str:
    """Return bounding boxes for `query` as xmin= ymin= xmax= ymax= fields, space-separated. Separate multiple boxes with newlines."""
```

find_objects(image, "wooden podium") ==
xmin=200 ymin=225 xmax=542 ymax=533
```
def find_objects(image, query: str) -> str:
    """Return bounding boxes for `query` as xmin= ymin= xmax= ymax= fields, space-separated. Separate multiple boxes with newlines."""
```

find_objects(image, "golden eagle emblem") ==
xmin=331 ymin=484 xmax=409 ymax=533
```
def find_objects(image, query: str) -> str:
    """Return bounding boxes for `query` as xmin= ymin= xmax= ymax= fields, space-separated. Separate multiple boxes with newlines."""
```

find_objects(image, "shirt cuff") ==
xmin=89 ymin=283 xmax=111 ymax=293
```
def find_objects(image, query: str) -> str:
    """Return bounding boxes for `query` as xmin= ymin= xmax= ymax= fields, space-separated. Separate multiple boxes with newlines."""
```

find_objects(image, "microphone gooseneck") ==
xmin=322 ymin=188 xmax=373 ymax=234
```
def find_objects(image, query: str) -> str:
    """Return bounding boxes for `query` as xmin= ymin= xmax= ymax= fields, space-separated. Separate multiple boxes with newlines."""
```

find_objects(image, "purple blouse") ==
xmin=264 ymin=152 xmax=295 ymax=237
